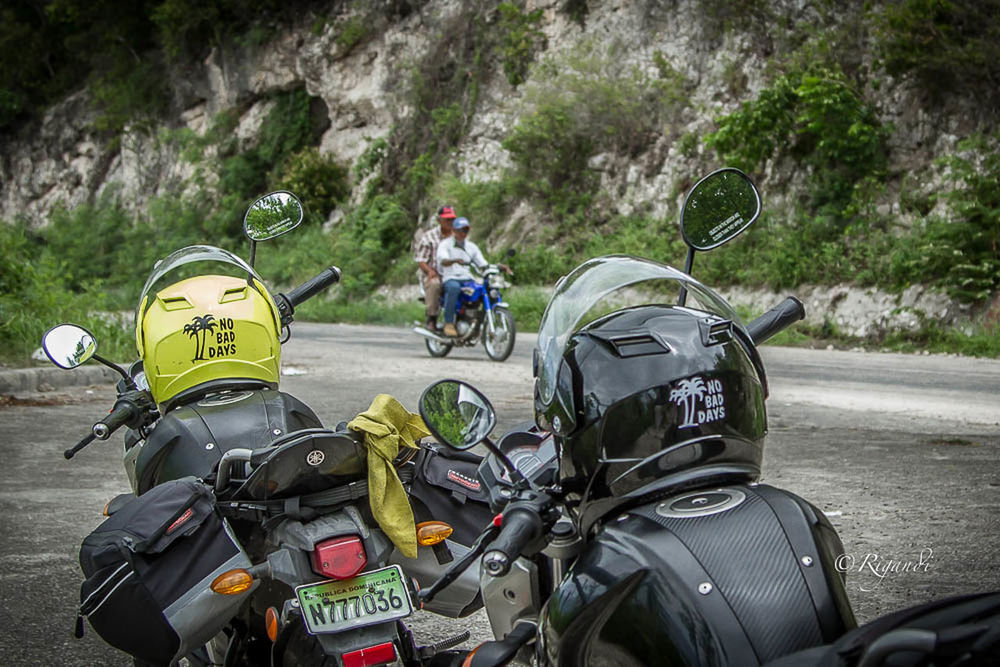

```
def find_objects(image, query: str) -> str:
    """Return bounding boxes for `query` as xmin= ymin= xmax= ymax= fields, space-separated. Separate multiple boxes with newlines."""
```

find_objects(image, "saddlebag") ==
xmin=390 ymin=444 xmax=493 ymax=618
xmin=407 ymin=444 xmax=493 ymax=546
xmin=77 ymin=477 xmax=253 ymax=666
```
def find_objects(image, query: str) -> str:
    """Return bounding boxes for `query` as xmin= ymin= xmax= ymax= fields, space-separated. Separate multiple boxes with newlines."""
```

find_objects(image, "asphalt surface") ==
xmin=1 ymin=322 xmax=998 ymax=665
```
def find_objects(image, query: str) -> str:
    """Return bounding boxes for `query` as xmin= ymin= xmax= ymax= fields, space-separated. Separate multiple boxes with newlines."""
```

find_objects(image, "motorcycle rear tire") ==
xmin=425 ymin=337 xmax=453 ymax=358
xmin=483 ymin=307 xmax=516 ymax=362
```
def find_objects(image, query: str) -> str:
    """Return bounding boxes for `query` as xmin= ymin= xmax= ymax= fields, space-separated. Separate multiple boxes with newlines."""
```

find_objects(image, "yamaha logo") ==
xmin=306 ymin=450 xmax=325 ymax=466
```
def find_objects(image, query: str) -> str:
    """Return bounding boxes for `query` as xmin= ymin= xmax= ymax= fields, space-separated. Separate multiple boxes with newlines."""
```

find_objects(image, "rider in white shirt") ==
xmin=436 ymin=217 xmax=489 ymax=337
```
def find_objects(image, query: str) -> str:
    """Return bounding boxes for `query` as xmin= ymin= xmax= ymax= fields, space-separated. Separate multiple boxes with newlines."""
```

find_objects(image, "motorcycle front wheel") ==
xmin=425 ymin=337 xmax=453 ymax=358
xmin=483 ymin=308 xmax=516 ymax=362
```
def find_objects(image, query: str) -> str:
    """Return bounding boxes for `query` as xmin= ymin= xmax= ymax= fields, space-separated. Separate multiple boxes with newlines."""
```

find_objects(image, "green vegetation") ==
xmin=892 ymin=134 xmax=1000 ymax=303
xmin=501 ymin=39 xmax=690 ymax=226
xmin=0 ymin=0 xmax=323 ymax=133
xmin=0 ymin=221 xmax=134 ymax=365
xmin=498 ymin=2 xmax=546 ymax=87
xmin=706 ymin=64 xmax=888 ymax=213
xmin=872 ymin=0 xmax=1000 ymax=104
xmin=336 ymin=15 xmax=372 ymax=54
xmin=294 ymin=284 xmax=551 ymax=337
xmin=2 ymin=1 xmax=999 ymax=362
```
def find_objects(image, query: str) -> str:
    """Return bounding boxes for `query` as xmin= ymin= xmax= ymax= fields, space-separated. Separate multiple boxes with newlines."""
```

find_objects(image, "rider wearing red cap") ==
xmin=414 ymin=206 xmax=456 ymax=330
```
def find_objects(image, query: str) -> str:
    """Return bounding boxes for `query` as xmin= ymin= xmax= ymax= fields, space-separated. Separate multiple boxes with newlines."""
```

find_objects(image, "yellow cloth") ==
xmin=347 ymin=394 xmax=429 ymax=558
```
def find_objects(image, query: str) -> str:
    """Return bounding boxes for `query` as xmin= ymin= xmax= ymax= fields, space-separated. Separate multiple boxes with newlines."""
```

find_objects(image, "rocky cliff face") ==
xmin=0 ymin=0 xmax=986 ymax=336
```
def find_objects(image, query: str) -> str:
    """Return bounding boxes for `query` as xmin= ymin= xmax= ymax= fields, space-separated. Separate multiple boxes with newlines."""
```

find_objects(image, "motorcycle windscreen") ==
xmin=235 ymin=429 xmax=367 ymax=500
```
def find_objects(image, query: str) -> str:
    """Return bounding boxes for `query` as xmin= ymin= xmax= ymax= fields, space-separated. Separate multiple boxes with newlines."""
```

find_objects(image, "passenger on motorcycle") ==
xmin=414 ymin=205 xmax=456 ymax=330
xmin=436 ymin=217 xmax=511 ymax=338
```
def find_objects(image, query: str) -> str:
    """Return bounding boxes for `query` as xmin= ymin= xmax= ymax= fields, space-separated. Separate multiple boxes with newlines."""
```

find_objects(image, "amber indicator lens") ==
xmin=416 ymin=521 xmax=453 ymax=546
xmin=210 ymin=569 xmax=254 ymax=595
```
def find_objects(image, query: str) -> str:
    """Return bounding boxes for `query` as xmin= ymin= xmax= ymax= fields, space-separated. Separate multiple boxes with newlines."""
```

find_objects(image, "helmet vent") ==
xmin=158 ymin=295 xmax=192 ymax=311
xmin=702 ymin=320 xmax=733 ymax=346
xmin=220 ymin=286 xmax=248 ymax=303
xmin=609 ymin=335 xmax=667 ymax=358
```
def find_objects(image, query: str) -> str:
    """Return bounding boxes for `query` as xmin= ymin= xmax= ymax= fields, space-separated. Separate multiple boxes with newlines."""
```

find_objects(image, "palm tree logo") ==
xmin=184 ymin=314 xmax=218 ymax=362
xmin=670 ymin=377 xmax=707 ymax=428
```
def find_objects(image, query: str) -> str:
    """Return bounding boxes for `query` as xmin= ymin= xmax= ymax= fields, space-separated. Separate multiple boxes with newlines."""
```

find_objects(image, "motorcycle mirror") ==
xmin=42 ymin=323 xmax=135 ymax=386
xmin=243 ymin=191 xmax=305 ymax=242
xmin=419 ymin=380 xmax=497 ymax=451
xmin=680 ymin=168 xmax=761 ymax=251
xmin=42 ymin=324 xmax=97 ymax=369
xmin=419 ymin=380 xmax=536 ymax=489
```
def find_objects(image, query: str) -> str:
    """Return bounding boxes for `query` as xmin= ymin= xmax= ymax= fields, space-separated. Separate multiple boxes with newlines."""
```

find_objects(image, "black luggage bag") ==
xmin=408 ymin=443 xmax=493 ymax=546
xmin=77 ymin=477 xmax=254 ymax=665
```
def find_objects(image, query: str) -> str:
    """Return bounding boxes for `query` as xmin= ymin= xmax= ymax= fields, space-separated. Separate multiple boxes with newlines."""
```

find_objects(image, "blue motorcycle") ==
xmin=413 ymin=261 xmax=516 ymax=361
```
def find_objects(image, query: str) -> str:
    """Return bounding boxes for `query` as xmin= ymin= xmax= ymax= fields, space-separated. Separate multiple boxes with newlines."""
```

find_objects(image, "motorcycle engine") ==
xmin=456 ymin=320 xmax=472 ymax=337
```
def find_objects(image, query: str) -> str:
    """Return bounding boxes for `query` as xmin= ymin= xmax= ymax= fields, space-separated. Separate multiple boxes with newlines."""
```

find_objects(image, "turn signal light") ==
xmin=416 ymin=521 xmax=453 ymax=546
xmin=461 ymin=645 xmax=483 ymax=667
xmin=210 ymin=569 xmax=254 ymax=595
xmin=265 ymin=606 xmax=280 ymax=642
xmin=313 ymin=535 xmax=367 ymax=580
xmin=342 ymin=641 xmax=397 ymax=667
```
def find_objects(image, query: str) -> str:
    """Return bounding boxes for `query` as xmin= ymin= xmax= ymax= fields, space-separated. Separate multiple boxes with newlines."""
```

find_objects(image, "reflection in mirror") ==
xmin=680 ymin=168 xmax=761 ymax=250
xmin=42 ymin=324 xmax=97 ymax=369
xmin=244 ymin=191 xmax=304 ymax=241
xmin=418 ymin=380 xmax=497 ymax=450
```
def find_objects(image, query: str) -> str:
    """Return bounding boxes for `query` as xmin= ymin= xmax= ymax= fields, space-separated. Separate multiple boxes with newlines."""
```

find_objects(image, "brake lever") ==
xmin=417 ymin=523 xmax=501 ymax=605
xmin=64 ymin=433 xmax=96 ymax=460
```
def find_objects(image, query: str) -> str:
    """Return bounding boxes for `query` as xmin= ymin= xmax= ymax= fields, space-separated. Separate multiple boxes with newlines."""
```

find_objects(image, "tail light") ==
xmin=342 ymin=641 xmax=396 ymax=667
xmin=312 ymin=535 xmax=367 ymax=580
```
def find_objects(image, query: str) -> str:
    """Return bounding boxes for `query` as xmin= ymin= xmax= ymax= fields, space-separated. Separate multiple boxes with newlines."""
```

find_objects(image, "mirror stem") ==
xmin=248 ymin=240 xmax=257 ymax=269
xmin=92 ymin=354 xmax=134 ymax=389
xmin=678 ymin=246 xmax=696 ymax=306
xmin=482 ymin=437 xmax=537 ymax=491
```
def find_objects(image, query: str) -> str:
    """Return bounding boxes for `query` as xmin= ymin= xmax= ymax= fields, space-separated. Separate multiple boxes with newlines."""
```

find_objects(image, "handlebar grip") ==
xmin=93 ymin=399 xmax=138 ymax=440
xmin=746 ymin=296 xmax=806 ymax=345
xmin=285 ymin=266 xmax=341 ymax=309
xmin=482 ymin=507 xmax=544 ymax=577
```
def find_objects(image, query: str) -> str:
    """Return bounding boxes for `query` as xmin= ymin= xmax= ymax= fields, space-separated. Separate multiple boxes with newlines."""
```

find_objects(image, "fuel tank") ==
xmin=132 ymin=388 xmax=323 ymax=494
xmin=538 ymin=484 xmax=855 ymax=666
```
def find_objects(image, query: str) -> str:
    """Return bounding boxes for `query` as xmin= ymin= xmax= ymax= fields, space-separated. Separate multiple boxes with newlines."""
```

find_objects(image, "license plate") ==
xmin=295 ymin=565 xmax=412 ymax=634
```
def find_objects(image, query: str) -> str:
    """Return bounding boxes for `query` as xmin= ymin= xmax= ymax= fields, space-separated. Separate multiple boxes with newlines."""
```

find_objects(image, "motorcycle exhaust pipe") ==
xmin=412 ymin=326 xmax=453 ymax=345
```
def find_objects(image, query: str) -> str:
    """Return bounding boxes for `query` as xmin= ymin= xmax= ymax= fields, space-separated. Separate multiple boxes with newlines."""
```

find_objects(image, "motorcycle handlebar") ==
xmin=286 ymin=266 xmax=341 ymax=309
xmin=92 ymin=397 xmax=140 ymax=440
xmin=64 ymin=433 xmax=96 ymax=460
xmin=746 ymin=296 xmax=806 ymax=345
xmin=482 ymin=505 xmax=545 ymax=578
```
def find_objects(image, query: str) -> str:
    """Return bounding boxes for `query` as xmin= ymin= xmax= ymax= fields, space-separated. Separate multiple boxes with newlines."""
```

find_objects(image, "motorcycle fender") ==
xmin=538 ymin=484 xmax=855 ymax=666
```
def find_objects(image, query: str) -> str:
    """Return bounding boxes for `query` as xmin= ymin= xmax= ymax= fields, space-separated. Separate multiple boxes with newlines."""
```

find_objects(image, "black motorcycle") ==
xmin=413 ymin=169 xmax=1000 ymax=666
xmin=42 ymin=193 xmax=468 ymax=667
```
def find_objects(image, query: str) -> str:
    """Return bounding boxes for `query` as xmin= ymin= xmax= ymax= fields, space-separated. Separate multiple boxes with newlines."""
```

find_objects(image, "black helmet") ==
xmin=533 ymin=256 xmax=767 ymax=510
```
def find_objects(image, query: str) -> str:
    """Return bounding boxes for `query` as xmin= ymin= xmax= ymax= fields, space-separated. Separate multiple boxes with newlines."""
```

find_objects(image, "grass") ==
xmin=294 ymin=285 xmax=554 ymax=333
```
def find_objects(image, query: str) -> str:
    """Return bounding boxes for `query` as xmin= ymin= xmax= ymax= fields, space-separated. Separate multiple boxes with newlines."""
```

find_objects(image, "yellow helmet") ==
xmin=135 ymin=246 xmax=282 ymax=408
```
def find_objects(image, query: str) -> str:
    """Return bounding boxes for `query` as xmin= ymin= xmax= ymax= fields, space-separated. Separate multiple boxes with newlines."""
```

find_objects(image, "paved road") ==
xmin=1 ymin=322 xmax=997 ymax=665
